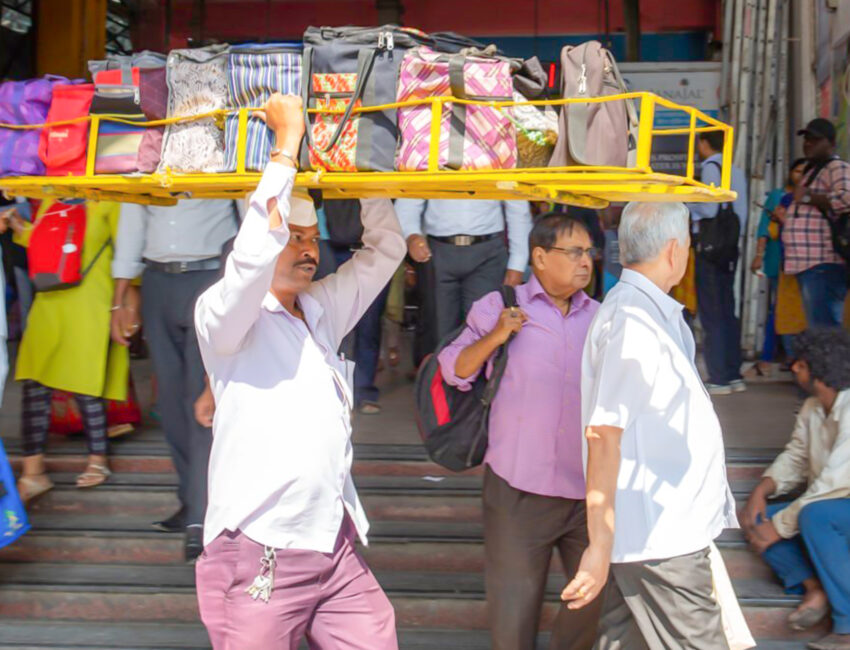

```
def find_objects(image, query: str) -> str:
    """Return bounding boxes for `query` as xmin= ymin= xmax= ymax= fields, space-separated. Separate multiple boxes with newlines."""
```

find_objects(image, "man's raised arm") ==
xmin=195 ymin=93 xmax=305 ymax=356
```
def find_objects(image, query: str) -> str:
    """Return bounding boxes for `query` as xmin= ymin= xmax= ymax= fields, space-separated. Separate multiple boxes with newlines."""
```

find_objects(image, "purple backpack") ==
xmin=0 ymin=75 xmax=78 ymax=177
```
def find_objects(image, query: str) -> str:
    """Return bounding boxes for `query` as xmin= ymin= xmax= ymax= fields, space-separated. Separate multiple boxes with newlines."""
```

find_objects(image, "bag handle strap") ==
xmin=480 ymin=284 xmax=518 ymax=407
xmin=302 ymin=46 xmax=378 ymax=155
xmin=605 ymin=50 xmax=639 ymax=128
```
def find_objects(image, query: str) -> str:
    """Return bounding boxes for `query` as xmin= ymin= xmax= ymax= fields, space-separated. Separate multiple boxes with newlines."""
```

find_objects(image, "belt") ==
xmin=428 ymin=232 xmax=503 ymax=247
xmin=144 ymin=257 xmax=221 ymax=274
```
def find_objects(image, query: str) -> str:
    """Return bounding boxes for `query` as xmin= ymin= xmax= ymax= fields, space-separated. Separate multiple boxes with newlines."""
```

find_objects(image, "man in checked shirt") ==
xmin=781 ymin=119 xmax=850 ymax=328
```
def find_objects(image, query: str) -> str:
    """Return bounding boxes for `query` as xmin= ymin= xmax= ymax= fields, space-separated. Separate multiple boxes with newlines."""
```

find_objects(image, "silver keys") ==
xmin=245 ymin=545 xmax=276 ymax=603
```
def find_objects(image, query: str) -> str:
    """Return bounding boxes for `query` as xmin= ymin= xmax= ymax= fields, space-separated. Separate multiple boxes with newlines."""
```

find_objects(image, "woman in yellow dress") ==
xmin=7 ymin=199 xmax=135 ymax=501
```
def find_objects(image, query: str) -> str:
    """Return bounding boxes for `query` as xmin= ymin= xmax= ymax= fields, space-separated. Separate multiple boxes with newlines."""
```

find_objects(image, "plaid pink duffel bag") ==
xmin=396 ymin=47 xmax=517 ymax=172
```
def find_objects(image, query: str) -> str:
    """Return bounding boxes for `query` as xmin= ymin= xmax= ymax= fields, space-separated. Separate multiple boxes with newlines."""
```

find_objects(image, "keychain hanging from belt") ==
xmin=246 ymin=545 xmax=277 ymax=603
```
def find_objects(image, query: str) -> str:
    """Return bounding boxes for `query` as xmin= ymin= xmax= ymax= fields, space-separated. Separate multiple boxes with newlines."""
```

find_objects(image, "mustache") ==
xmin=295 ymin=256 xmax=319 ymax=268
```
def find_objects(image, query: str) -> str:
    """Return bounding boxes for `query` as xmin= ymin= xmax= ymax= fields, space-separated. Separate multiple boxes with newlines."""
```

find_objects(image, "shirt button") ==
xmin=169 ymin=220 xmax=175 ymax=226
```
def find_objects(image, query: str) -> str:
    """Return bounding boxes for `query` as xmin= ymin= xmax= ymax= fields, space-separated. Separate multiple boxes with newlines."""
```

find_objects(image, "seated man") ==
xmin=438 ymin=214 xmax=603 ymax=650
xmin=743 ymin=328 xmax=850 ymax=650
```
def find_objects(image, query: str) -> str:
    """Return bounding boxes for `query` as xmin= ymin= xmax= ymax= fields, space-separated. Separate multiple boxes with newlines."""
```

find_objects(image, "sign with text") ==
xmin=620 ymin=62 xmax=722 ymax=177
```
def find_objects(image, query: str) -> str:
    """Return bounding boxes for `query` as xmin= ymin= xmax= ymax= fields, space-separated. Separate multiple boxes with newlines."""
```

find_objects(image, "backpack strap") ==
xmin=705 ymin=160 xmax=730 ymax=210
xmin=80 ymin=238 xmax=112 ymax=280
xmin=481 ymin=284 xmax=519 ymax=407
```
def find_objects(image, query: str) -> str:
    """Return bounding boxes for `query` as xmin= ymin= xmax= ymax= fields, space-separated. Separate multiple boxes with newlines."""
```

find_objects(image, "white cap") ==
xmin=288 ymin=193 xmax=318 ymax=228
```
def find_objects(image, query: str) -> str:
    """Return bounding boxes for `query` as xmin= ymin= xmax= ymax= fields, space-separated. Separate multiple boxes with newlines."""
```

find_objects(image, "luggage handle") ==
xmin=301 ymin=46 xmax=378 ymax=155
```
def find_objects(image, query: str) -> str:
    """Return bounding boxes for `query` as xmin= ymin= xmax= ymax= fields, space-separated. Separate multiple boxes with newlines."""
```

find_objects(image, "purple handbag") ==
xmin=0 ymin=75 xmax=78 ymax=177
xmin=136 ymin=66 xmax=168 ymax=173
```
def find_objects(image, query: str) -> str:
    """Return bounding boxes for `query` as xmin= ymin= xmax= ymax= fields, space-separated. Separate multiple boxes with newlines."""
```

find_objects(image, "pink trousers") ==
xmin=195 ymin=520 xmax=398 ymax=650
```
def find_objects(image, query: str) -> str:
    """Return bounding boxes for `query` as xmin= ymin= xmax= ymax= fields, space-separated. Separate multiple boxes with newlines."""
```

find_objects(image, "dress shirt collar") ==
xmin=524 ymin=274 xmax=593 ymax=316
xmin=261 ymin=290 xmax=325 ymax=333
xmin=619 ymin=268 xmax=684 ymax=321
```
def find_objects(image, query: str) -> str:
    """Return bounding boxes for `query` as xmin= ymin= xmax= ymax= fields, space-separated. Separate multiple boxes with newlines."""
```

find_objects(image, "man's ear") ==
xmin=531 ymin=246 xmax=545 ymax=270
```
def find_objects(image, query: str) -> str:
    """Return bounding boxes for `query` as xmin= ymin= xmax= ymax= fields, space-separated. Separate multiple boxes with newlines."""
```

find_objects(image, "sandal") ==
xmin=17 ymin=474 xmax=54 ymax=503
xmin=76 ymin=463 xmax=112 ymax=489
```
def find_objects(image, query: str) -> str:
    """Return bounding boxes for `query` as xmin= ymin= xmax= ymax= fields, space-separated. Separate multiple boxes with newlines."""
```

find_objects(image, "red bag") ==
xmin=27 ymin=202 xmax=109 ymax=292
xmin=38 ymin=83 xmax=95 ymax=176
xmin=50 ymin=379 xmax=142 ymax=436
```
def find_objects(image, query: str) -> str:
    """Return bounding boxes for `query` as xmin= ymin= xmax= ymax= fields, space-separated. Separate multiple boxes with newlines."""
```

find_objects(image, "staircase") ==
xmin=0 ymin=431 xmax=820 ymax=649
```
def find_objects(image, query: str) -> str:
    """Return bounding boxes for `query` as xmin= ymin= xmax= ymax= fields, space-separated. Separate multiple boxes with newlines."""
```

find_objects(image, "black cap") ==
xmin=797 ymin=118 xmax=836 ymax=143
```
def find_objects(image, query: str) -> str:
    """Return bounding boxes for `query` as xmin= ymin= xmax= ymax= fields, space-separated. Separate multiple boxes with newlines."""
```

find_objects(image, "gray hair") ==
xmin=618 ymin=202 xmax=689 ymax=265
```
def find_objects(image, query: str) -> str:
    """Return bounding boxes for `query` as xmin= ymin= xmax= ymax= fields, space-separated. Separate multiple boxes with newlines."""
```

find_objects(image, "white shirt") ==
xmin=112 ymin=199 xmax=240 ymax=279
xmin=764 ymin=390 xmax=850 ymax=538
xmin=194 ymin=163 xmax=406 ymax=552
xmin=394 ymin=198 xmax=533 ymax=272
xmin=581 ymin=269 xmax=738 ymax=563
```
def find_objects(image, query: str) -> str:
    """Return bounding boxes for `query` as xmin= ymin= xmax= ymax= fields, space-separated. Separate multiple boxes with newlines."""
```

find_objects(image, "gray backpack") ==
xmin=549 ymin=41 xmax=638 ymax=168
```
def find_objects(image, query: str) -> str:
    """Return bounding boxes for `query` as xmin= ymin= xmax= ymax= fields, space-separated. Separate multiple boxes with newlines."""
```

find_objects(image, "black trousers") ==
xmin=429 ymin=236 xmax=508 ymax=343
xmin=483 ymin=467 xmax=604 ymax=650
xmin=142 ymin=267 xmax=217 ymax=526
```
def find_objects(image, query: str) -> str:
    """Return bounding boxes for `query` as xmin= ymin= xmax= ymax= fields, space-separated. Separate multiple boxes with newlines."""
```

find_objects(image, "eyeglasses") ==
xmin=547 ymin=246 xmax=600 ymax=262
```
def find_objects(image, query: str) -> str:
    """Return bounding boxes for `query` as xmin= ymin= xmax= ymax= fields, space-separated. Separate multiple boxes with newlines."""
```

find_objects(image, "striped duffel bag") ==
xmin=224 ymin=43 xmax=302 ymax=172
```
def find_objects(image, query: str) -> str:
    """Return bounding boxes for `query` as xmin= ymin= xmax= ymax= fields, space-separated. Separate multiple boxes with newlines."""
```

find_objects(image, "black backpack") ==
xmin=695 ymin=161 xmax=741 ymax=271
xmin=414 ymin=286 xmax=518 ymax=471
xmin=800 ymin=157 xmax=850 ymax=263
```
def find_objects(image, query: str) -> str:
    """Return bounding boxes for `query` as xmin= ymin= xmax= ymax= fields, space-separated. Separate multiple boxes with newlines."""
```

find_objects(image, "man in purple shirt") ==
xmin=438 ymin=214 xmax=602 ymax=650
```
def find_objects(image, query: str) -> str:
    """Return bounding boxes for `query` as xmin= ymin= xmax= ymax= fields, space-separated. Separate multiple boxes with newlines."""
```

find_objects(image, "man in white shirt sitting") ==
xmin=565 ymin=202 xmax=740 ymax=648
xmin=743 ymin=329 xmax=850 ymax=650
xmin=193 ymin=93 xmax=405 ymax=649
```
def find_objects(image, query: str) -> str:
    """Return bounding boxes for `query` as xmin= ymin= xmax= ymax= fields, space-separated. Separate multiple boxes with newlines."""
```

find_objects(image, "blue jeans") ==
xmin=796 ymin=263 xmax=848 ymax=328
xmin=695 ymin=256 xmax=743 ymax=385
xmin=331 ymin=247 xmax=390 ymax=406
xmin=761 ymin=499 xmax=850 ymax=633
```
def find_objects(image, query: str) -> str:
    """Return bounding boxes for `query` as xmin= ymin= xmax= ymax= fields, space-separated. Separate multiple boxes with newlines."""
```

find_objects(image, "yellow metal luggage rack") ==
xmin=0 ymin=92 xmax=735 ymax=207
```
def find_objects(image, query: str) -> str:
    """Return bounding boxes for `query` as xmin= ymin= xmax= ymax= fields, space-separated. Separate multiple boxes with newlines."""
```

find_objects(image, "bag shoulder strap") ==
xmin=481 ymin=285 xmax=519 ymax=406
xmin=703 ymin=160 xmax=733 ymax=211
xmin=81 ymin=238 xmax=112 ymax=279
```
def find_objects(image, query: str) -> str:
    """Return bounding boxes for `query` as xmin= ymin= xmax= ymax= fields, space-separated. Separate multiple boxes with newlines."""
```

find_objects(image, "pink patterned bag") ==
xmin=396 ymin=47 xmax=516 ymax=172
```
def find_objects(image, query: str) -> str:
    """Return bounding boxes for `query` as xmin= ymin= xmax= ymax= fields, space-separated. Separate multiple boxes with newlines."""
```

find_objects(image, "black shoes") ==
xmin=152 ymin=507 xmax=186 ymax=533
xmin=185 ymin=525 xmax=204 ymax=563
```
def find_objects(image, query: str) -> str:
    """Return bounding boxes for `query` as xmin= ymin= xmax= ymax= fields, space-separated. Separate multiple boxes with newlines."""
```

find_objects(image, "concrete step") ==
xmin=12 ymin=511 xmax=755 ymax=546
xmin=0 ymin=563 xmax=824 ymax=642
xmin=7 ymin=448 xmax=775 ymax=474
xmin=21 ymin=480 xmax=763 ymax=525
xmin=14 ymin=469 xmax=767 ymax=500
xmin=0 ymin=621 xmax=817 ymax=650
xmin=0 ymin=530 xmax=775 ymax=581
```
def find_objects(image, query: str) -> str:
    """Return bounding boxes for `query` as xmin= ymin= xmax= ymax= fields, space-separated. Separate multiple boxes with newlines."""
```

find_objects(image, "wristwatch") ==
xmin=801 ymin=193 xmax=812 ymax=204
xmin=270 ymin=148 xmax=299 ymax=169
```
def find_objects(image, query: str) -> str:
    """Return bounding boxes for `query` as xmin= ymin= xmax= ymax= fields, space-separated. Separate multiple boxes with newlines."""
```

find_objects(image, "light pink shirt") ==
xmin=195 ymin=163 xmax=406 ymax=552
xmin=438 ymin=276 xmax=598 ymax=499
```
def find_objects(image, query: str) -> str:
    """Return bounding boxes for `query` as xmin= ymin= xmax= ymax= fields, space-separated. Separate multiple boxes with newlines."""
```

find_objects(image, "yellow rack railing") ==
xmin=0 ymin=92 xmax=736 ymax=207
